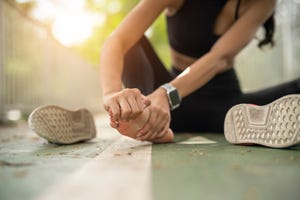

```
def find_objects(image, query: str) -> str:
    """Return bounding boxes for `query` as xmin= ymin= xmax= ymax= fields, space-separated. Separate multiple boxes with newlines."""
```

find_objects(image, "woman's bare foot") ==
xmin=110 ymin=108 xmax=174 ymax=143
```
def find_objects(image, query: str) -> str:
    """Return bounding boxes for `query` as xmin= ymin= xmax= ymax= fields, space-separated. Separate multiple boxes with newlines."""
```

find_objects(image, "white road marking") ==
xmin=36 ymin=136 xmax=152 ymax=200
xmin=177 ymin=136 xmax=217 ymax=144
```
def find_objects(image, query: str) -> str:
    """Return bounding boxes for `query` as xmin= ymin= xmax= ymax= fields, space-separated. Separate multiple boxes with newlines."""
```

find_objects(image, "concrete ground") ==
xmin=0 ymin=114 xmax=299 ymax=200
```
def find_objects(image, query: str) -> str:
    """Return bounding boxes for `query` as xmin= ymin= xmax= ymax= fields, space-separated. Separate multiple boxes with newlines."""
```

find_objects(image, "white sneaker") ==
xmin=224 ymin=94 xmax=300 ymax=148
xmin=28 ymin=105 xmax=96 ymax=144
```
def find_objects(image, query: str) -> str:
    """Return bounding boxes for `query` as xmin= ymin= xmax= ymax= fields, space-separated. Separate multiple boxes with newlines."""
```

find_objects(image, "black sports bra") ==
xmin=166 ymin=0 xmax=241 ymax=58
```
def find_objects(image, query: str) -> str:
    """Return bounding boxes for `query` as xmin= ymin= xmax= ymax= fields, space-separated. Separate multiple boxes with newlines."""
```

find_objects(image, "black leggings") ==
xmin=122 ymin=36 xmax=300 ymax=133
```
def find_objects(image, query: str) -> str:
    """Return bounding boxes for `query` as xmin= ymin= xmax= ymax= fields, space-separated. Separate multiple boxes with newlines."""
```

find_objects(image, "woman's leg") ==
xmin=171 ymin=69 xmax=300 ymax=133
xmin=170 ymin=68 xmax=243 ymax=133
xmin=122 ymin=36 xmax=172 ymax=94
xmin=123 ymin=38 xmax=300 ymax=136
xmin=239 ymin=79 xmax=300 ymax=104
xmin=224 ymin=79 xmax=300 ymax=148
xmin=118 ymin=36 xmax=174 ymax=142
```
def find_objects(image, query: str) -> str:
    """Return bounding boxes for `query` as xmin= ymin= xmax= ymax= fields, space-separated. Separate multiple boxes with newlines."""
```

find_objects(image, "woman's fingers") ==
xmin=109 ymin=112 xmax=119 ymax=129
xmin=155 ymin=126 xmax=169 ymax=139
xmin=142 ymin=95 xmax=151 ymax=108
xmin=145 ymin=111 xmax=167 ymax=139
xmin=104 ymin=88 xmax=150 ymax=121
xmin=105 ymin=88 xmax=171 ymax=142
xmin=107 ymin=98 xmax=121 ymax=120
xmin=118 ymin=97 xmax=132 ymax=120
xmin=150 ymin=122 xmax=169 ymax=140
xmin=110 ymin=120 xmax=119 ymax=129
xmin=128 ymin=95 xmax=143 ymax=119
xmin=136 ymin=107 xmax=170 ymax=141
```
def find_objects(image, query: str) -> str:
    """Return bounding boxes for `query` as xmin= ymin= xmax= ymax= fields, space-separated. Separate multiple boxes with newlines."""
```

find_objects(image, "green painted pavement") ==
xmin=1 ymin=122 xmax=300 ymax=200
xmin=152 ymin=133 xmax=300 ymax=200
xmin=0 ymin=123 xmax=116 ymax=200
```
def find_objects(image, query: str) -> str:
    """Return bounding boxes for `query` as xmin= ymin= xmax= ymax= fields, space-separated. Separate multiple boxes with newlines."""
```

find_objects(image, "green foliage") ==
xmin=148 ymin=13 xmax=171 ymax=68
xmin=75 ymin=0 xmax=170 ymax=67
xmin=11 ymin=0 xmax=171 ymax=67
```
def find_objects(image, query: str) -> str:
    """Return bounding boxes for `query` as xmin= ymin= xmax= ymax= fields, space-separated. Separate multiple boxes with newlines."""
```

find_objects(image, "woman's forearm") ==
xmin=170 ymin=51 xmax=229 ymax=98
xmin=100 ymin=36 xmax=125 ymax=96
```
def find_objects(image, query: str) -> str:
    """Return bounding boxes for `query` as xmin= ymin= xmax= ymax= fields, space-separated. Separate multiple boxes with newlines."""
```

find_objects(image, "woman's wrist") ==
xmin=160 ymin=83 xmax=181 ymax=110
xmin=150 ymin=87 xmax=171 ymax=111
xmin=103 ymin=87 xmax=122 ymax=97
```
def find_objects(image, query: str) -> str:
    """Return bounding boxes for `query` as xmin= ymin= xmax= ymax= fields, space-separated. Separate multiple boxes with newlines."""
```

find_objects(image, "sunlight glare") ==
xmin=31 ymin=1 xmax=57 ymax=22
xmin=145 ymin=28 xmax=153 ymax=38
xmin=93 ymin=13 xmax=107 ymax=26
xmin=6 ymin=109 xmax=21 ymax=121
xmin=52 ymin=12 xmax=94 ymax=47
xmin=108 ymin=1 xmax=121 ymax=14
xmin=30 ymin=0 xmax=102 ymax=47
xmin=16 ymin=0 xmax=32 ymax=3
xmin=93 ymin=0 xmax=106 ymax=6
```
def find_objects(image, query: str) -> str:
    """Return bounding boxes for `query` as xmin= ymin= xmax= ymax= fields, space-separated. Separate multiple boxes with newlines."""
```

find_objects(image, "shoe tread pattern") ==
xmin=28 ymin=105 xmax=96 ymax=144
xmin=225 ymin=95 xmax=300 ymax=148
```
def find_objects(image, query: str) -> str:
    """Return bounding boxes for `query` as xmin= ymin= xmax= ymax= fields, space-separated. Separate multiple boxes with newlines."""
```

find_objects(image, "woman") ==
xmin=100 ymin=0 xmax=300 ymax=147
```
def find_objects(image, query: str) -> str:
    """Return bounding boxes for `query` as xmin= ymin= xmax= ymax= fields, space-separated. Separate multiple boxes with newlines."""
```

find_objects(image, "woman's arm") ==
xmin=136 ymin=0 xmax=276 ymax=141
xmin=169 ymin=0 xmax=276 ymax=98
xmin=100 ymin=0 xmax=179 ymax=121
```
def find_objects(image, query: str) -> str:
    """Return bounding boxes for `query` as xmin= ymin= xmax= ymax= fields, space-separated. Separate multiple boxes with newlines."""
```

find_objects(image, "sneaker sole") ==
xmin=224 ymin=94 xmax=300 ymax=148
xmin=28 ymin=105 xmax=96 ymax=144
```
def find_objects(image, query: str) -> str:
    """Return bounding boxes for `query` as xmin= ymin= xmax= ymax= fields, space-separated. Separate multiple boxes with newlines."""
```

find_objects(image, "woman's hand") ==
xmin=103 ymin=88 xmax=151 ymax=121
xmin=109 ymin=107 xmax=174 ymax=143
xmin=135 ymin=88 xmax=171 ymax=141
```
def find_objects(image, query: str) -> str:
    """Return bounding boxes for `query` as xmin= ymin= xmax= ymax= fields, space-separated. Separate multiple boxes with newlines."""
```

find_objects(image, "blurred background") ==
xmin=0 ymin=0 xmax=299 ymax=124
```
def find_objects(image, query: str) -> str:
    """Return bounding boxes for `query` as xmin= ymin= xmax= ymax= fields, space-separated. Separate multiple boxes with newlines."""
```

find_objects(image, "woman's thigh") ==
xmin=122 ymin=36 xmax=173 ymax=95
xmin=170 ymin=68 xmax=243 ymax=133
xmin=171 ymin=78 xmax=300 ymax=133
xmin=239 ymin=79 xmax=300 ymax=105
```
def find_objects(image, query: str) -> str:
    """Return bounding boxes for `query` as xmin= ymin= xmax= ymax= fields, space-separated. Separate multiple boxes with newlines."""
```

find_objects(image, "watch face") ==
xmin=169 ymin=90 xmax=181 ymax=108
xmin=160 ymin=83 xmax=181 ymax=110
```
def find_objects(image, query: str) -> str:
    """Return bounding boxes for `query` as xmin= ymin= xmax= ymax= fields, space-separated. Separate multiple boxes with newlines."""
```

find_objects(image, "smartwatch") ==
xmin=160 ymin=83 xmax=181 ymax=110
